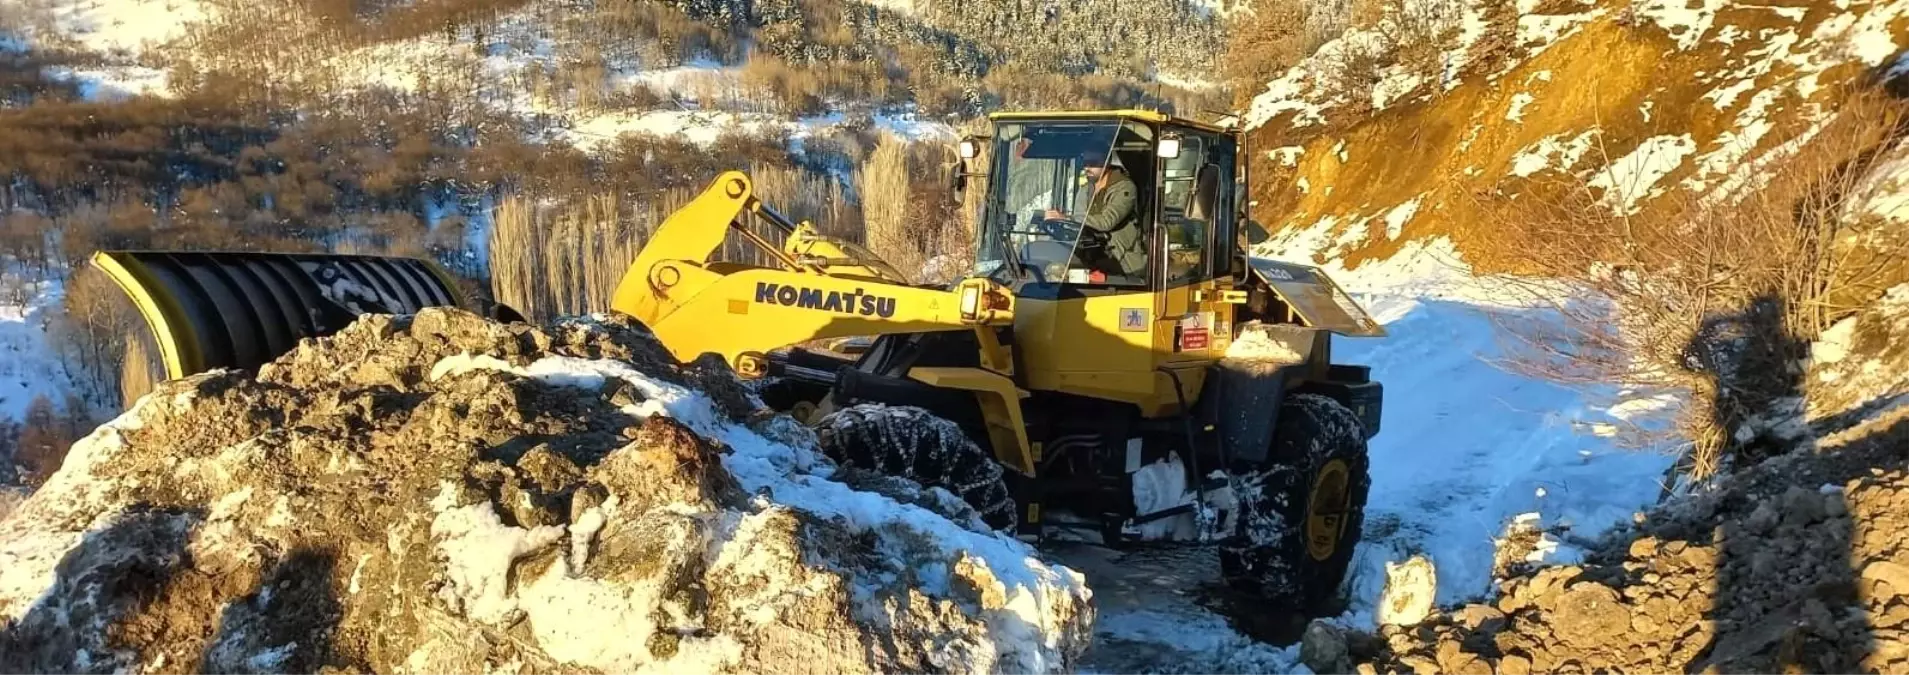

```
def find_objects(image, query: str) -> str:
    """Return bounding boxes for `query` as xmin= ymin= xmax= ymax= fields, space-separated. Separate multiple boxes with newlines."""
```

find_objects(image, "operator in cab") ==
xmin=1045 ymin=147 xmax=1146 ymax=282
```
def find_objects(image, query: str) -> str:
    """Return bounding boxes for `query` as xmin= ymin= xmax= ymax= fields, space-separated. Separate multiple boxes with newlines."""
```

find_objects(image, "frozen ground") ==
xmin=0 ymin=276 xmax=74 ymax=424
xmin=1054 ymin=239 xmax=1678 ymax=672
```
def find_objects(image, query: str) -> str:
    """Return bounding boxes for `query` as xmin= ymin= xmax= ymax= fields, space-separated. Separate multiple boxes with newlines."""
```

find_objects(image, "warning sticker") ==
xmin=1180 ymin=327 xmax=1210 ymax=350
xmin=1177 ymin=312 xmax=1214 ymax=350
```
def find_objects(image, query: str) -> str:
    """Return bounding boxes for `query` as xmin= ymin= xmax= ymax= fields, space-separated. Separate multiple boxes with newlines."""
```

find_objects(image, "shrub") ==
xmin=1485 ymin=89 xmax=1909 ymax=478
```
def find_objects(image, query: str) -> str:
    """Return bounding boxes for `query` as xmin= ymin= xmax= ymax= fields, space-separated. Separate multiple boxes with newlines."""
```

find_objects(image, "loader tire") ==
xmin=816 ymin=404 xmax=1016 ymax=530
xmin=1220 ymin=393 xmax=1372 ymax=615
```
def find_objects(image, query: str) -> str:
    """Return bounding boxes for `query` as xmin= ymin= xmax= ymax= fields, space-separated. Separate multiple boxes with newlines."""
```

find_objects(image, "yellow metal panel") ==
xmin=1015 ymin=293 xmax=1165 ymax=410
xmin=986 ymin=109 xmax=1235 ymax=134
xmin=644 ymin=268 xmax=1012 ymax=373
xmin=611 ymin=171 xmax=755 ymax=326
xmin=906 ymin=366 xmax=1035 ymax=476
xmin=90 ymin=251 xmax=197 ymax=380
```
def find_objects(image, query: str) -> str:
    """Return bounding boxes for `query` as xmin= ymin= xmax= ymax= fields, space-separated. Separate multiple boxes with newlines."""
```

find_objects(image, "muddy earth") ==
xmin=0 ymin=309 xmax=1091 ymax=674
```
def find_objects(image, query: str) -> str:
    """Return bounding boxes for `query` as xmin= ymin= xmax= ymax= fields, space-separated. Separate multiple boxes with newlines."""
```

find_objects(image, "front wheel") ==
xmin=815 ymin=404 xmax=1016 ymax=530
xmin=1220 ymin=393 xmax=1373 ymax=615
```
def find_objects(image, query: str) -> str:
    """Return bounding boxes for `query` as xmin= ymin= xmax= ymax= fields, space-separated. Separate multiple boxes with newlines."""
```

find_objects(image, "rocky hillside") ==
xmin=1327 ymin=407 xmax=1908 ymax=674
xmin=0 ymin=309 xmax=1091 ymax=673
xmin=1242 ymin=0 xmax=1909 ymax=271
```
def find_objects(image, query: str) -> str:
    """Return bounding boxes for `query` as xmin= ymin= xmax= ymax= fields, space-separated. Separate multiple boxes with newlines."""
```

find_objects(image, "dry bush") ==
xmin=13 ymin=393 xmax=90 ymax=487
xmin=1486 ymin=90 xmax=1909 ymax=478
xmin=850 ymin=136 xmax=972 ymax=283
xmin=1369 ymin=0 xmax=1464 ymax=89
xmin=55 ymin=266 xmax=141 ymax=410
xmin=859 ymin=135 xmax=912 ymax=273
xmin=1311 ymin=30 xmax=1390 ymax=109
xmin=119 ymin=334 xmax=162 ymax=411
xmin=1222 ymin=0 xmax=1313 ymax=102
xmin=489 ymin=189 xmax=695 ymax=321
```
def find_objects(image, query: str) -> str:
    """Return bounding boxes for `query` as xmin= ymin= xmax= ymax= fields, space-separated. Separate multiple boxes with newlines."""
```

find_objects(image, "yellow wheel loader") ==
xmin=94 ymin=109 xmax=1386 ymax=614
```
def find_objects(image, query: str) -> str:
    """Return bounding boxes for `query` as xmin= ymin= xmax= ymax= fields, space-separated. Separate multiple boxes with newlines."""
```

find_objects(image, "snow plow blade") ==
xmin=92 ymin=250 xmax=467 ymax=381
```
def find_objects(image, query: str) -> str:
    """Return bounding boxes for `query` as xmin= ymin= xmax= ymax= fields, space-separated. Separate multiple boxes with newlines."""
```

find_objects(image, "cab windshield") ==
xmin=974 ymin=120 xmax=1149 ymax=287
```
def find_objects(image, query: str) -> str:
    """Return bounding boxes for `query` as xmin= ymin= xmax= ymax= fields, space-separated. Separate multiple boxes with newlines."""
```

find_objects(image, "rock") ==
xmin=1380 ymin=556 xmax=1438 ymax=626
xmin=1864 ymin=561 xmax=1909 ymax=600
xmin=0 ymin=313 xmax=1093 ymax=674
xmin=1457 ymin=604 xmax=1507 ymax=631
xmin=1781 ymin=486 xmax=1824 ymax=526
xmin=1356 ymin=663 xmax=1379 ymax=675
xmin=1498 ymin=654 xmax=1533 ymax=675
xmin=1300 ymin=620 xmax=1352 ymax=674
xmin=1628 ymin=536 xmax=1659 ymax=560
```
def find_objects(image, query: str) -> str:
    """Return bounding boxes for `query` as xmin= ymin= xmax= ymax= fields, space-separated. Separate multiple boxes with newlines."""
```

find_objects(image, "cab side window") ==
xmin=1161 ymin=136 xmax=1212 ymax=286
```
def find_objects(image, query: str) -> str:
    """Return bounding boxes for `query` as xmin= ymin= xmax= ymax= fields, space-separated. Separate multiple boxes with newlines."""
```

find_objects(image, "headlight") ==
xmin=959 ymin=284 xmax=982 ymax=320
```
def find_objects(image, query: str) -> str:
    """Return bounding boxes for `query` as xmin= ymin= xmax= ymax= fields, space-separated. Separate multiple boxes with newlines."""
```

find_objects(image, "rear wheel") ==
xmin=1220 ymin=393 xmax=1372 ymax=615
xmin=815 ymin=404 xmax=1016 ymax=529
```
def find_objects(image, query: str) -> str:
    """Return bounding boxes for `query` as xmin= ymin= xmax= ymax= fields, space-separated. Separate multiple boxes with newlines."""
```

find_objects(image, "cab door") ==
xmin=1156 ymin=130 xmax=1240 ymax=374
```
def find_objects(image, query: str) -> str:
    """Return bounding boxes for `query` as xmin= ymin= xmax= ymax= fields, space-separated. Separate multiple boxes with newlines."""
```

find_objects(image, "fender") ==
xmin=905 ymin=367 xmax=1035 ymax=476
xmin=1195 ymin=357 xmax=1297 ymax=466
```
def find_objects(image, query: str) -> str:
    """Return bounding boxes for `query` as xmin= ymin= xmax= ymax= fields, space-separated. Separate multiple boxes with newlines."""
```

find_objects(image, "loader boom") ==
xmin=615 ymin=170 xmax=1016 ymax=377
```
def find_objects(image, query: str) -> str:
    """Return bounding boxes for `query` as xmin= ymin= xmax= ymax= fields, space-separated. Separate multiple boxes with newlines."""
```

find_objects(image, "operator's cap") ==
xmin=1081 ymin=146 xmax=1111 ymax=165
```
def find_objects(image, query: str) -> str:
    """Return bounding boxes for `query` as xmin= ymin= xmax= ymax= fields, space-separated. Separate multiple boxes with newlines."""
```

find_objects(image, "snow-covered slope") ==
xmin=0 ymin=278 xmax=77 ymax=427
xmin=2 ymin=0 xmax=213 ymax=99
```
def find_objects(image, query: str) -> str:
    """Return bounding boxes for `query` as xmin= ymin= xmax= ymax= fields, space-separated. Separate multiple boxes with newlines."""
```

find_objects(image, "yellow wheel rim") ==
xmin=1305 ymin=459 xmax=1352 ymax=561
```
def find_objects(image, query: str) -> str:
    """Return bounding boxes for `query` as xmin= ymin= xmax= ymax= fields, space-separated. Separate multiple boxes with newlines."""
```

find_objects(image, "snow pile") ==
xmin=0 ymin=309 xmax=1091 ymax=673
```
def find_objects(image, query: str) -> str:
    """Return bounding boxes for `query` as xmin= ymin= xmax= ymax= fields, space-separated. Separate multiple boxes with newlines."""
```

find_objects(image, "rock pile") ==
xmin=1350 ymin=429 xmax=1909 ymax=674
xmin=0 ymin=309 xmax=1092 ymax=674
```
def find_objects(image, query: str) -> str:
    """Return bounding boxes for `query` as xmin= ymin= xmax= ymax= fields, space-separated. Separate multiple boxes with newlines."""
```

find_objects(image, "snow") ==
xmin=1587 ymin=134 xmax=1697 ymax=214
xmin=1857 ymin=139 xmax=1909 ymax=221
xmin=1271 ymin=146 xmax=1305 ymax=167
xmin=0 ymin=275 xmax=79 ymax=424
xmin=1516 ymin=10 xmax=1602 ymax=54
xmin=1507 ymin=129 xmax=1598 ymax=178
xmin=1245 ymin=54 xmax=1329 ymax=129
xmin=1384 ymin=197 xmax=1424 ymax=240
xmin=1090 ymin=609 xmax=1306 ymax=673
xmin=19 ymin=0 xmax=209 ymax=55
xmin=1505 ymin=92 xmax=1535 ymax=123
xmin=1812 ymin=317 xmax=1857 ymax=365
xmin=428 ymin=484 xmax=568 ymax=624
xmin=1372 ymin=68 xmax=1425 ymax=111
xmin=1250 ymin=236 xmax=1677 ymax=621
xmin=0 ymin=392 xmax=157 ymax=620
xmin=558 ymin=109 xmax=953 ymax=152
xmin=1635 ymin=0 xmax=1727 ymax=51
xmin=43 ymin=65 xmax=170 ymax=100
xmin=1704 ymin=78 xmax=1757 ymax=110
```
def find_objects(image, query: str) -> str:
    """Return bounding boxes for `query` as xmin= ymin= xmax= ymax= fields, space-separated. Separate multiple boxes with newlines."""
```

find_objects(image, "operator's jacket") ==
xmin=1082 ymin=168 xmax=1146 ymax=276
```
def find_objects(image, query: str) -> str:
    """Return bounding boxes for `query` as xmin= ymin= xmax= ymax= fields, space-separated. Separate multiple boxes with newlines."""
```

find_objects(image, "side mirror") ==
xmin=950 ymin=166 xmax=967 ymax=194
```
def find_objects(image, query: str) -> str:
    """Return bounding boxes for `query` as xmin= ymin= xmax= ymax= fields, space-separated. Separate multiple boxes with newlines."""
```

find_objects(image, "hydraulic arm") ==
xmin=610 ymin=170 xmax=1015 ymax=378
